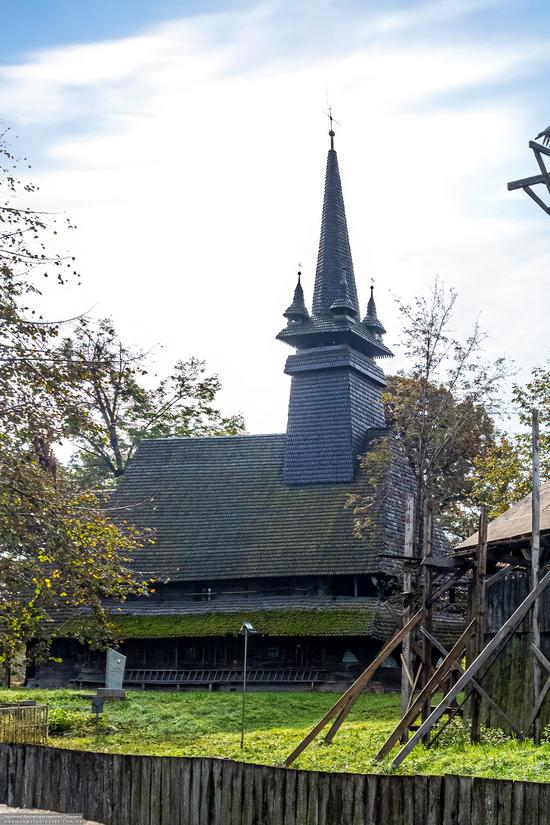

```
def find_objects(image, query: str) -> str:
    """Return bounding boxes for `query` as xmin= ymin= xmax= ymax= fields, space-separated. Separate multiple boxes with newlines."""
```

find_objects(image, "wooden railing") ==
xmin=0 ymin=743 xmax=545 ymax=824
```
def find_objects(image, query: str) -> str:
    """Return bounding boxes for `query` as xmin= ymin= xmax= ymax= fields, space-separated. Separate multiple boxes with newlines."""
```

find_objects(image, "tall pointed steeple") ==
xmin=312 ymin=131 xmax=360 ymax=317
xmin=276 ymin=125 xmax=393 ymax=486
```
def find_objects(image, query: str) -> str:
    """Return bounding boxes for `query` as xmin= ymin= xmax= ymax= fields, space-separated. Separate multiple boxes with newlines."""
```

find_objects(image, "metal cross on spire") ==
xmin=324 ymin=105 xmax=341 ymax=150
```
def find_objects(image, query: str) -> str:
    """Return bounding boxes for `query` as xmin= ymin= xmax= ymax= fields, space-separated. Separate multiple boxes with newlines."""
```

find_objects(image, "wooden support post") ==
xmin=391 ymin=566 xmax=550 ymax=768
xmin=532 ymin=408 xmax=542 ymax=744
xmin=532 ymin=146 xmax=550 ymax=196
xmin=470 ymin=507 xmax=488 ymax=743
xmin=421 ymin=500 xmax=433 ymax=736
xmin=401 ymin=496 xmax=415 ymax=721
xmin=285 ymin=609 xmax=423 ymax=764
xmin=526 ymin=644 xmax=550 ymax=735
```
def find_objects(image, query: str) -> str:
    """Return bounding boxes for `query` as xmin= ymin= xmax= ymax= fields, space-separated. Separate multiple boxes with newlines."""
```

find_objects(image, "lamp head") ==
xmin=240 ymin=622 xmax=257 ymax=634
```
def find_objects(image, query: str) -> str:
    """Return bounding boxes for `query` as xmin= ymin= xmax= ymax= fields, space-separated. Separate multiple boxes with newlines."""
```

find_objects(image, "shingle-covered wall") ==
xmin=283 ymin=347 xmax=385 ymax=485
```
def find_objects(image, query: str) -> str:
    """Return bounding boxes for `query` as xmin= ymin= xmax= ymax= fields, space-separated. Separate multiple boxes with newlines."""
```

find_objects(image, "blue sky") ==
xmin=2 ymin=0 xmax=550 ymax=434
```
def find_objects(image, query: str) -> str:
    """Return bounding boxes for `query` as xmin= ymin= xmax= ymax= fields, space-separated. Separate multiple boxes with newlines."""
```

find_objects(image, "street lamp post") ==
xmin=240 ymin=622 xmax=257 ymax=749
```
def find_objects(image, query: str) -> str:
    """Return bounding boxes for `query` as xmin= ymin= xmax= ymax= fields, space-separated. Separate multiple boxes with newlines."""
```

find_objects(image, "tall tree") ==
xmin=352 ymin=280 xmax=507 ymax=548
xmin=0 ymin=133 xmax=147 ymax=664
xmin=60 ymin=317 xmax=245 ymax=486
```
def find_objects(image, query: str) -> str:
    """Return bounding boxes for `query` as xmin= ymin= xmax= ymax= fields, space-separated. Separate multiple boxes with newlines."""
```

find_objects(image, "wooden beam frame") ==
xmin=391 ymin=566 xmax=550 ymax=767
xmin=507 ymin=141 xmax=550 ymax=215
xmin=375 ymin=620 xmax=476 ymax=761
xmin=421 ymin=626 xmax=524 ymax=738
xmin=284 ymin=609 xmax=424 ymax=765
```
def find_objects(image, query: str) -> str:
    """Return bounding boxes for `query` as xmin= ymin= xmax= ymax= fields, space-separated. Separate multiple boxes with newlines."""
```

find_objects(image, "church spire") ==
xmin=311 ymin=127 xmax=359 ymax=318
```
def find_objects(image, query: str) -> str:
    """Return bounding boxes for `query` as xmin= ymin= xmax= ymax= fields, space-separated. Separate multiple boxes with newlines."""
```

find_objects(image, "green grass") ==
xmin=2 ymin=688 xmax=550 ymax=781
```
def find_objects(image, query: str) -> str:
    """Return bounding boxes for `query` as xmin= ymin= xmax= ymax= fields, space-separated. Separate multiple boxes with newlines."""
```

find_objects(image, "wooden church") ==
xmin=32 ymin=129 xmax=458 ymax=691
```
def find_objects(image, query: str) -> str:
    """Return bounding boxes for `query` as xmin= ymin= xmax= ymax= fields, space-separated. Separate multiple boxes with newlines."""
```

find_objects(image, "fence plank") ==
xmin=365 ymin=775 xmax=378 ymax=825
xmin=538 ymin=781 xmax=550 ymax=824
xmin=268 ymin=764 xmax=285 ymax=825
xmin=102 ymin=753 xmax=114 ymax=825
xmin=524 ymin=782 xmax=540 ymax=825
xmin=22 ymin=743 xmax=35 ymax=809
xmin=442 ymin=774 xmax=459 ymax=825
xmin=229 ymin=761 xmax=243 ymax=825
xmin=414 ymin=775 xmax=428 ymax=825
xmin=199 ymin=758 xmax=213 ymax=825
xmin=118 ymin=753 xmax=132 ymax=825
xmin=390 ymin=775 xmax=404 ymax=825
xmin=168 ymin=757 xmax=183 ymax=825
xmin=328 ymin=772 xmax=343 ymax=824
xmin=340 ymin=772 xmax=354 ymax=825
xmin=190 ymin=757 xmax=202 ymax=825
xmin=457 ymin=776 xmax=472 ymax=825
xmin=485 ymin=779 xmax=498 ymax=825
xmin=129 ymin=755 xmax=143 ymax=825
xmin=219 ymin=760 xmax=232 ymax=825
xmin=180 ymin=758 xmax=192 ymax=825
xmin=159 ymin=757 xmax=171 ymax=825
xmin=401 ymin=776 xmax=414 ymax=825
xmin=241 ymin=758 xmax=254 ymax=825
xmin=351 ymin=774 xmax=366 ymax=825
xmin=210 ymin=759 xmax=223 ymax=825
xmin=427 ymin=775 xmax=442 ymax=825
xmin=284 ymin=768 xmax=297 ymax=825
xmin=306 ymin=770 xmax=319 ymax=825
xmin=296 ymin=770 xmax=308 ymax=824
xmin=378 ymin=776 xmax=391 ymax=825
xmin=0 ymin=745 xmax=8 ymax=803
xmin=511 ymin=780 xmax=525 ymax=823
xmin=471 ymin=777 xmax=485 ymax=825
xmin=140 ymin=755 xmax=152 ymax=825
xmin=317 ymin=771 xmax=330 ymax=825
xmin=150 ymin=755 xmax=162 ymax=825
xmin=496 ymin=780 xmax=513 ymax=825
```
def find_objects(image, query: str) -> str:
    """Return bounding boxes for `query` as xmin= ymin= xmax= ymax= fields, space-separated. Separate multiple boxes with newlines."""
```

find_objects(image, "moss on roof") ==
xmin=104 ymin=609 xmax=376 ymax=639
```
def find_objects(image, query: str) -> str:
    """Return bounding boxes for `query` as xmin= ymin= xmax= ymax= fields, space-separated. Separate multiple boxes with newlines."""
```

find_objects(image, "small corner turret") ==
xmin=283 ymin=271 xmax=310 ymax=324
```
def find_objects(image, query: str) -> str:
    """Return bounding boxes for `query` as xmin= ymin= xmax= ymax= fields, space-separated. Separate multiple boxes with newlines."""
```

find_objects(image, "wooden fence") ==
xmin=0 ymin=743 xmax=548 ymax=824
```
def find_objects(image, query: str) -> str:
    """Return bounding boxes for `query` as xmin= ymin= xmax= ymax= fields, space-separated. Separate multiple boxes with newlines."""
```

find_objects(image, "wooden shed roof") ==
xmin=457 ymin=480 xmax=550 ymax=550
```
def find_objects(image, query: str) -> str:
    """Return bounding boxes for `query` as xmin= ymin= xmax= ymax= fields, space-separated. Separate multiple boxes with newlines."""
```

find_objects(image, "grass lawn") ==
xmin=2 ymin=688 xmax=550 ymax=782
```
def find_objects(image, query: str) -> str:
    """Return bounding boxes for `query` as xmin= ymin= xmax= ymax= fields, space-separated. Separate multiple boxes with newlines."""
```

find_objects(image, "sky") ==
xmin=1 ymin=0 xmax=550 ymax=435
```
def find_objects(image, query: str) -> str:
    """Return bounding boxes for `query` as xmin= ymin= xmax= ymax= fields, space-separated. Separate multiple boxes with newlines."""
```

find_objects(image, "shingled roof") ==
xmin=113 ymin=432 xmax=413 ymax=583
xmin=457 ymin=480 xmax=550 ymax=550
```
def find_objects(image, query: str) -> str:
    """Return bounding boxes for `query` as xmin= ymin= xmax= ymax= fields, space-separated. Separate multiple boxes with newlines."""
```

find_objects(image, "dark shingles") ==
xmin=113 ymin=432 xmax=414 ymax=582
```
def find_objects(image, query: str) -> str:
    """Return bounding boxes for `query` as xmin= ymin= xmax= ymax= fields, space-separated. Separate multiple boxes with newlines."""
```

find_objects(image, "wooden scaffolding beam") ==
xmin=391 ymin=565 xmax=550 ymax=767
xmin=507 ymin=140 xmax=550 ymax=216
xmin=531 ymin=409 xmax=542 ymax=744
xmin=284 ymin=609 xmax=424 ymax=765
xmin=375 ymin=620 xmax=476 ymax=761
xmin=470 ymin=508 xmax=488 ymax=743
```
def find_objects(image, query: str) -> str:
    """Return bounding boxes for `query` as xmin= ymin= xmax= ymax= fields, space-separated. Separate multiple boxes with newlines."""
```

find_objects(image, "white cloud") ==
xmin=1 ymin=1 xmax=549 ymax=434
